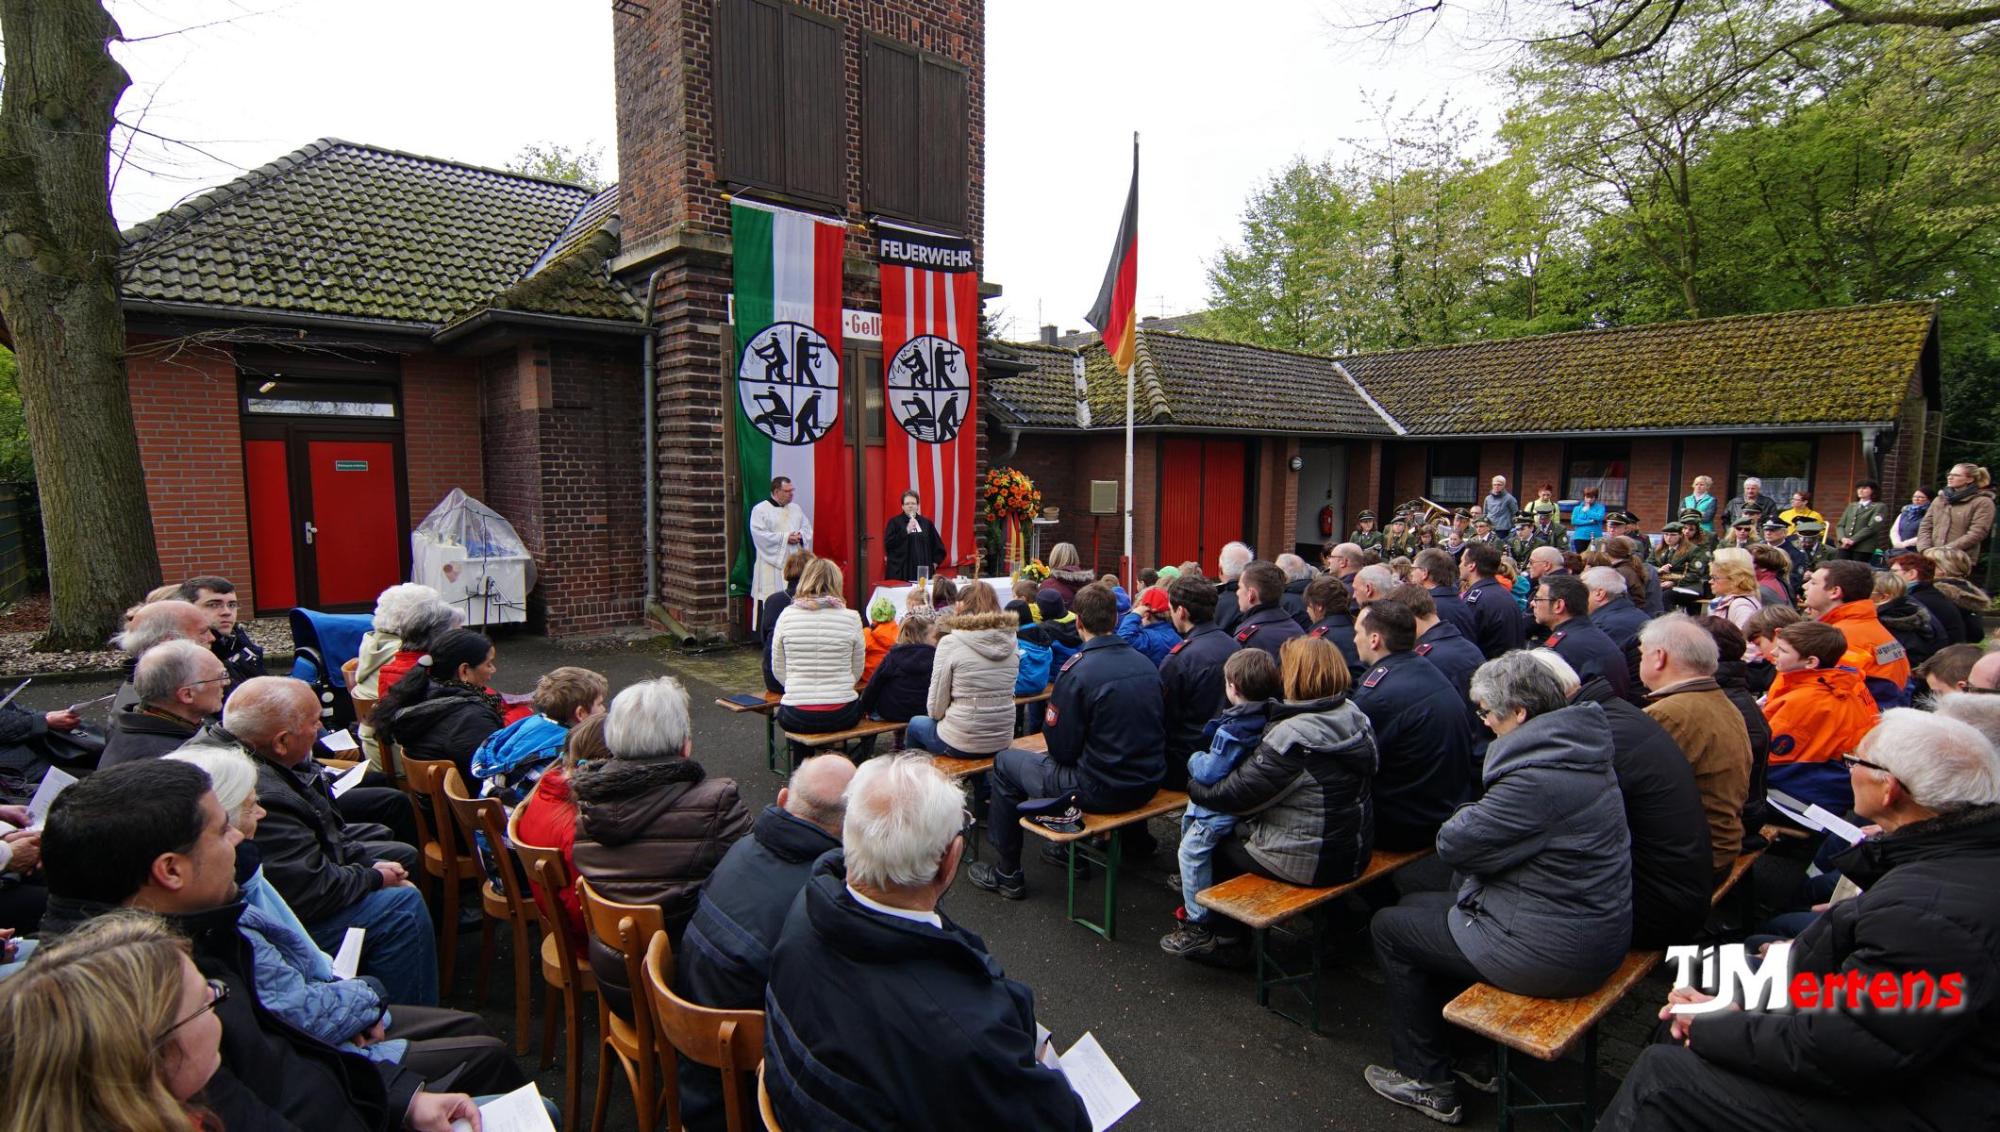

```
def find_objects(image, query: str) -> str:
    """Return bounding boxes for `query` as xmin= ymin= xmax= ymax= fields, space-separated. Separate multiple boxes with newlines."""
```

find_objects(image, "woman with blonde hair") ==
xmin=1923 ymin=546 xmax=1992 ymax=643
xmin=1917 ymin=462 xmax=1996 ymax=564
xmin=0 ymin=910 xmax=223 ymax=1131
xmin=1041 ymin=542 xmax=1095 ymax=606
xmin=1708 ymin=558 xmax=1764 ymax=654
xmin=1682 ymin=475 xmax=1717 ymax=533
xmin=770 ymin=557 xmax=866 ymax=764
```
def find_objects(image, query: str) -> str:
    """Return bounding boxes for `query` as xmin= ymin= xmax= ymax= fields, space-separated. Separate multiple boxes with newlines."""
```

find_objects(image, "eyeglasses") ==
xmin=1840 ymin=754 xmax=1892 ymax=774
xmin=181 ymin=676 xmax=232 ymax=690
xmin=158 ymin=978 xmax=228 ymax=1044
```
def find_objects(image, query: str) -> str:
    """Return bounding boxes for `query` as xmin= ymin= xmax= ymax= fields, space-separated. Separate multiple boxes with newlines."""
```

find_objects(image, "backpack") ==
xmin=1016 ymin=636 xmax=1052 ymax=696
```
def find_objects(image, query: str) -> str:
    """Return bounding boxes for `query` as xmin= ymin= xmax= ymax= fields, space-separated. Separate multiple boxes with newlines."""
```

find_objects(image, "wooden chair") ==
xmin=644 ymin=931 xmax=766 ymax=1132
xmin=756 ymin=1062 xmax=781 ymax=1132
xmin=509 ymin=808 xmax=594 ymax=1132
xmin=579 ymin=878 xmax=674 ymax=1132
xmin=399 ymin=755 xmax=466 ymax=991
xmin=440 ymin=767 xmax=540 ymax=1054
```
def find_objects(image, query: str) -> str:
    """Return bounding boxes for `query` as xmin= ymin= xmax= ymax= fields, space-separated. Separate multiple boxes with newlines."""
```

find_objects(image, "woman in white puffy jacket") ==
xmin=772 ymin=558 xmax=866 ymax=764
xmin=907 ymin=583 xmax=1021 ymax=758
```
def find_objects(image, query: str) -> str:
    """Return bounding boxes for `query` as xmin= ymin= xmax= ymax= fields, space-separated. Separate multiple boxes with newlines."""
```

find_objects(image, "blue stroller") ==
xmin=288 ymin=608 xmax=375 ymax=730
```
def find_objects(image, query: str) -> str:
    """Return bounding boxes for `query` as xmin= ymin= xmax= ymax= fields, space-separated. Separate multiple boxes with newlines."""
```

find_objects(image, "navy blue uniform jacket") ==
xmin=1351 ymin=650 xmax=1475 ymax=850
xmin=1047 ymin=635 xmax=1165 ymax=809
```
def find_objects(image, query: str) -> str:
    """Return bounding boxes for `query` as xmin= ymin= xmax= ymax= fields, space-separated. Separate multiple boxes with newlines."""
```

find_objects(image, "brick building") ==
xmin=51 ymin=0 xmax=1947 ymax=635
xmin=987 ymin=301 xmax=1943 ymax=572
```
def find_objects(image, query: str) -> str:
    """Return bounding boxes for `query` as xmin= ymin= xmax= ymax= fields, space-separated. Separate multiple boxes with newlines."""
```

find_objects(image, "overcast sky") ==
xmin=108 ymin=0 xmax=1497 ymax=341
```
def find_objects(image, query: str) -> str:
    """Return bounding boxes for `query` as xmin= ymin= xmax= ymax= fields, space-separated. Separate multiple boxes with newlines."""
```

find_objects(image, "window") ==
xmin=713 ymin=0 xmax=845 ymax=209
xmin=241 ymin=378 xmax=398 ymax=419
xmin=1426 ymin=442 xmax=1480 ymax=506
xmin=1565 ymin=440 xmax=1631 ymax=507
xmin=863 ymin=37 xmax=970 ymax=232
xmin=1733 ymin=438 xmax=1815 ymax=503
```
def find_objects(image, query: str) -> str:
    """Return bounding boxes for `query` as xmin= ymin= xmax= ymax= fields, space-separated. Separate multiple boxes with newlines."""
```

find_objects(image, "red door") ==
xmin=1158 ymin=438 xmax=1249 ymax=570
xmin=307 ymin=440 xmax=404 ymax=607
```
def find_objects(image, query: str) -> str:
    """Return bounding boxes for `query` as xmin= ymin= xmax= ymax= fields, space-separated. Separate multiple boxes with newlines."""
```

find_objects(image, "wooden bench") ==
xmin=715 ymin=691 xmax=785 ymax=771
xmin=1194 ymin=846 xmax=1433 ymax=1031
xmin=1441 ymin=845 xmax=1766 ymax=1131
xmin=1019 ymin=785 xmax=1188 ymax=941
xmin=931 ymin=754 xmax=995 ymax=780
xmin=782 ymin=716 xmax=908 ymax=754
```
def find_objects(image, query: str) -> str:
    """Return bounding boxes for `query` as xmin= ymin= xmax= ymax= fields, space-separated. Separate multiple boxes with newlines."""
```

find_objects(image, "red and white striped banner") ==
xmin=878 ymin=222 xmax=978 ymax=568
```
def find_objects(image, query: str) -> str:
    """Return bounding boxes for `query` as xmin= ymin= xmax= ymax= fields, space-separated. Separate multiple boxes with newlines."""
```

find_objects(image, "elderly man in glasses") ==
xmin=102 ymin=639 xmax=229 ymax=769
xmin=1602 ymin=708 xmax=2000 ymax=1131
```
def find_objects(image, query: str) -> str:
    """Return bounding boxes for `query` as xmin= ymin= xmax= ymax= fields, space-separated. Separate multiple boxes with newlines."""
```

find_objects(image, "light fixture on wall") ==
xmin=1287 ymin=455 xmax=1303 ymax=472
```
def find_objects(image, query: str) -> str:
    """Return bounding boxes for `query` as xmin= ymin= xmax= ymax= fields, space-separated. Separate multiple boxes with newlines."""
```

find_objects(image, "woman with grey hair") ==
xmin=1364 ymin=650 xmax=1633 ymax=1125
xmin=354 ymin=584 xmax=450 ymax=770
xmin=570 ymin=676 xmax=750 ymax=1019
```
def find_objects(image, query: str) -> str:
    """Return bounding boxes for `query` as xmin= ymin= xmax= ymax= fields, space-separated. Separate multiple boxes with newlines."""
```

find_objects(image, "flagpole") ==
xmin=1123 ymin=132 xmax=1137 ymax=591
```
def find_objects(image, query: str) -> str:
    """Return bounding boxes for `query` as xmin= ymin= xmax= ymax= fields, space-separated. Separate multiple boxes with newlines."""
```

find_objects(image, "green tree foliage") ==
xmin=0 ymin=347 xmax=33 ymax=484
xmin=506 ymin=141 xmax=608 ymax=190
xmin=1209 ymin=1 xmax=2000 ymax=468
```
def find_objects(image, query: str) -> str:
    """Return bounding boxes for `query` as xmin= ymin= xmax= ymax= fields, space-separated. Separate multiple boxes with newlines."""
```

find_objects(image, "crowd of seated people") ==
xmin=2 ymin=524 xmax=1997 ymax=1132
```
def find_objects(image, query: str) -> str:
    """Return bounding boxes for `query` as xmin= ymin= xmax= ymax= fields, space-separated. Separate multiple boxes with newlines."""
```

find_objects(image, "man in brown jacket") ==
xmin=1637 ymin=613 xmax=1752 ymax=879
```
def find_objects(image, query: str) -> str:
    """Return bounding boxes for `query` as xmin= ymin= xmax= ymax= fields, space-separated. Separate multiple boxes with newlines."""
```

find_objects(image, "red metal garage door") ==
xmin=1158 ymin=438 xmax=1249 ymax=570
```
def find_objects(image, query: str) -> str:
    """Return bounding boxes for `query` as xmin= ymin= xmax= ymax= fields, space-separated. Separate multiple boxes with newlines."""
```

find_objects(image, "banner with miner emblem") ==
xmin=730 ymin=199 xmax=849 ymax=601
xmin=877 ymin=220 xmax=979 ymax=573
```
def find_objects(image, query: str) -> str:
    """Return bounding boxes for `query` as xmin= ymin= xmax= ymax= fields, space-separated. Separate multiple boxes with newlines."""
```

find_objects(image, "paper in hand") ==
xmin=1804 ymin=804 xmax=1867 ymax=845
xmin=333 ymin=927 xmax=365 ymax=979
xmin=331 ymin=761 xmax=369 ymax=798
xmin=1036 ymin=1022 xmax=1061 ymax=1070
xmin=27 ymin=767 xmax=78 ymax=829
xmin=320 ymin=728 xmax=360 ymax=753
xmin=458 ymin=1083 xmax=556 ymax=1132
xmin=1058 ymin=1032 xmax=1139 ymax=1132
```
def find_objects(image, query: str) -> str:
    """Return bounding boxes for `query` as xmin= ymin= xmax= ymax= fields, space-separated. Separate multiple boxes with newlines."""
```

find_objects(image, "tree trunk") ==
xmin=0 ymin=0 xmax=161 ymax=648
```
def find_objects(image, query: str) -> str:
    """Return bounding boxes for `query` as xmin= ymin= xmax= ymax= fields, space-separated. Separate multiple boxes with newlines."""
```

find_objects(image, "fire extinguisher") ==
xmin=1318 ymin=503 xmax=1336 ymax=538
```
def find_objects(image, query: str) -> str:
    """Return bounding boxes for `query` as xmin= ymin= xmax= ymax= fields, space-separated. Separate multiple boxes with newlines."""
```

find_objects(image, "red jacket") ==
xmin=515 ymin=767 xmax=584 ymax=948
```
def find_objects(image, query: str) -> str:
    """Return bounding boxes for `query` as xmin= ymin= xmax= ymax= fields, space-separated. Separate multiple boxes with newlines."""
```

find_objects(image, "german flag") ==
xmin=1086 ymin=139 xmax=1138 ymax=375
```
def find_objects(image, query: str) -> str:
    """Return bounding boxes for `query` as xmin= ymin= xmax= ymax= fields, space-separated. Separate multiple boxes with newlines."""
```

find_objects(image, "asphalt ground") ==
xmin=21 ymin=631 xmax=1774 ymax=1131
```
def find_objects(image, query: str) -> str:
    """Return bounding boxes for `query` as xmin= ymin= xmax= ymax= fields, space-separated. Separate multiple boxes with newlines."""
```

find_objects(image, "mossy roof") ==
xmin=992 ymin=302 xmax=1937 ymax=437
xmin=119 ymin=139 xmax=640 ymax=329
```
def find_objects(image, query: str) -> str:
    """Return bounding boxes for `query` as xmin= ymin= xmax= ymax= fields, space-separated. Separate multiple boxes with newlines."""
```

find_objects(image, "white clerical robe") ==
xmin=749 ymin=499 xmax=812 ymax=606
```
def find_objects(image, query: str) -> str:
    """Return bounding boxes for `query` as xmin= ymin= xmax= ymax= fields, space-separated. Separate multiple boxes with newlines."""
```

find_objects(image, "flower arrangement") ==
xmin=1016 ymin=559 xmax=1049 ymax=584
xmin=981 ymin=466 xmax=1041 ymax=524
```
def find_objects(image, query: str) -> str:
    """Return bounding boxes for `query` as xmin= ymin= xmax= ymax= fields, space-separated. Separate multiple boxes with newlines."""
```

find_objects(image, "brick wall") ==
xmin=479 ymin=344 xmax=548 ymax=572
xmin=1627 ymin=437 xmax=1675 ymax=529
xmin=126 ymin=339 xmax=252 ymax=604
xmin=540 ymin=341 xmax=646 ymax=633
xmin=1346 ymin=441 xmax=1381 ymax=529
xmin=402 ymin=354 xmax=485 ymax=515
xmin=613 ymin=0 xmax=986 ymax=632
xmin=1391 ymin=443 xmax=1427 ymax=505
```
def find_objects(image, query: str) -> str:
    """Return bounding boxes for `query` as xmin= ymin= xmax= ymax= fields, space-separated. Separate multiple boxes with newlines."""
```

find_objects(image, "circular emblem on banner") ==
xmin=887 ymin=334 xmax=969 ymax=443
xmin=738 ymin=321 xmax=841 ymax=446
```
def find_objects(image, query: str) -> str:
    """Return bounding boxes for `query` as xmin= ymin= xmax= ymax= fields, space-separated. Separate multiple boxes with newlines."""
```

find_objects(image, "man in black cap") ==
xmin=1724 ymin=515 xmax=1758 ymax=551
xmin=1505 ymin=516 xmax=1538 ymax=564
xmin=1657 ymin=511 xmax=1712 ymax=609
xmin=1763 ymin=516 xmax=1808 ymax=595
xmin=1793 ymin=517 xmax=1830 ymax=578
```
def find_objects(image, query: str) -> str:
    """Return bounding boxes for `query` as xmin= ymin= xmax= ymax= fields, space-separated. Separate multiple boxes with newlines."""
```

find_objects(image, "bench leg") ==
xmin=1491 ymin=1027 xmax=1601 ymax=1132
xmin=1496 ymin=1043 xmax=1513 ymax=1132
xmin=764 ymin=715 xmax=782 ymax=774
xmin=1249 ymin=913 xmax=1325 ymax=1032
xmin=1064 ymin=834 xmax=1123 ymax=941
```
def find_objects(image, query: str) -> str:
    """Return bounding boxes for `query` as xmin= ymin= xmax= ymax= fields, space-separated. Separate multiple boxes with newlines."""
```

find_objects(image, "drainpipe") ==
xmin=998 ymin=423 xmax=1021 ymax=461
xmin=641 ymin=267 xmax=667 ymax=617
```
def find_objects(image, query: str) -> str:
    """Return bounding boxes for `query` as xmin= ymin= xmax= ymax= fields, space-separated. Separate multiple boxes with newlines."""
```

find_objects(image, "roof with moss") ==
xmin=1338 ymin=301 xmax=1937 ymax=435
xmin=988 ymin=330 xmax=1399 ymax=435
xmin=119 ymin=139 xmax=640 ymax=329
xmin=993 ymin=302 xmax=1936 ymax=436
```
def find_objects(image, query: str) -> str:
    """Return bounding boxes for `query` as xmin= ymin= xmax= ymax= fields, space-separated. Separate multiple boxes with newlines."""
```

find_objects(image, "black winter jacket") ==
xmin=1282 ymin=578 xmax=1312 ymax=629
xmin=1905 ymin=581 xmax=1968 ymax=648
xmin=248 ymin=744 xmax=389 ymax=924
xmin=677 ymin=805 xmax=840 ymax=1132
xmin=1307 ymin=612 xmax=1363 ymax=673
xmin=1429 ymin=584 xmax=1478 ymax=643
xmin=382 ymin=679 xmax=503 ymax=784
xmin=1876 ymin=595 xmax=1948 ymax=669
xmin=100 ymin=705 xmax=200 ymax=769
xmin=1232 ymin=602 xmax=1306 ymax=662
xmin=1188 ymin=696 xmax=1376 ymax=886
xmin=762 ymin=853 xmax=1090 ymax=1132
xmin=856 ymin=643 xmax=936 ymax=723
xmin=1688 ymin=805 xmax=2000 ymax=1128
xmin=1713 ymin=658 xmax=1773 ymax=834
xmin=1574 ymin=678 xmax=1711 ymax=948
xmin=760 ymin=585 xmax=795 ymax=693
xmin=41 ymin=895 xmax=420 ymax=1132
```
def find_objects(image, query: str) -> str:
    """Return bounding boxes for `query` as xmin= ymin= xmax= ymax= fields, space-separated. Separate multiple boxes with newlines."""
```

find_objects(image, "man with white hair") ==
xmin=227 ymin=676 xmax=433 ymax=1006
xmin=1214 ymin=540 xmax=1254 ymax=631
xmin=1638 ymin=614 xmax=1751 ymax=879
xmin=1274 ymin=552 xmax=1315 ymax=628
xmin=1603 ymin=709 xmax=2000 ymax=1130
xmin=762 ymin=755 xmax=1090 ymax=1130
xmin=677 ymin=754 xmax=855 ymax=1128
xmin=1723 ymin=475 xmax=1774 ymax=529
xmin=1351 ymin=563 xmax=1399 ymax=606
xmin=1483 ymin=475 xmax=1519 ymax=530
xmin=110 ymin=598 xmax=218 ymax=713
xmin=101 ymin=638 xmax=228 ymax=768
xmin=1582 ymin=565 xmax=1649 ymax=653
xmin=1525 ymin=544 xmax=1567 ymax=584
xmin=1937 ymin=693 xmax=2000 ymax=752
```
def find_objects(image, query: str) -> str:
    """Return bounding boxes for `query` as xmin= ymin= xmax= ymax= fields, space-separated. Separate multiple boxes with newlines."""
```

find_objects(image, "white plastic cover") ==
xmin=410 ymin=489 xmax=535 ymax=626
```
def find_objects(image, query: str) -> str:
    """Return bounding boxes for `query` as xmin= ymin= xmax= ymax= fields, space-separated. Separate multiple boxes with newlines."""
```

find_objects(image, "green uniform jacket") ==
xmin=1836 ymin=501 xmax=1890 ymax=555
